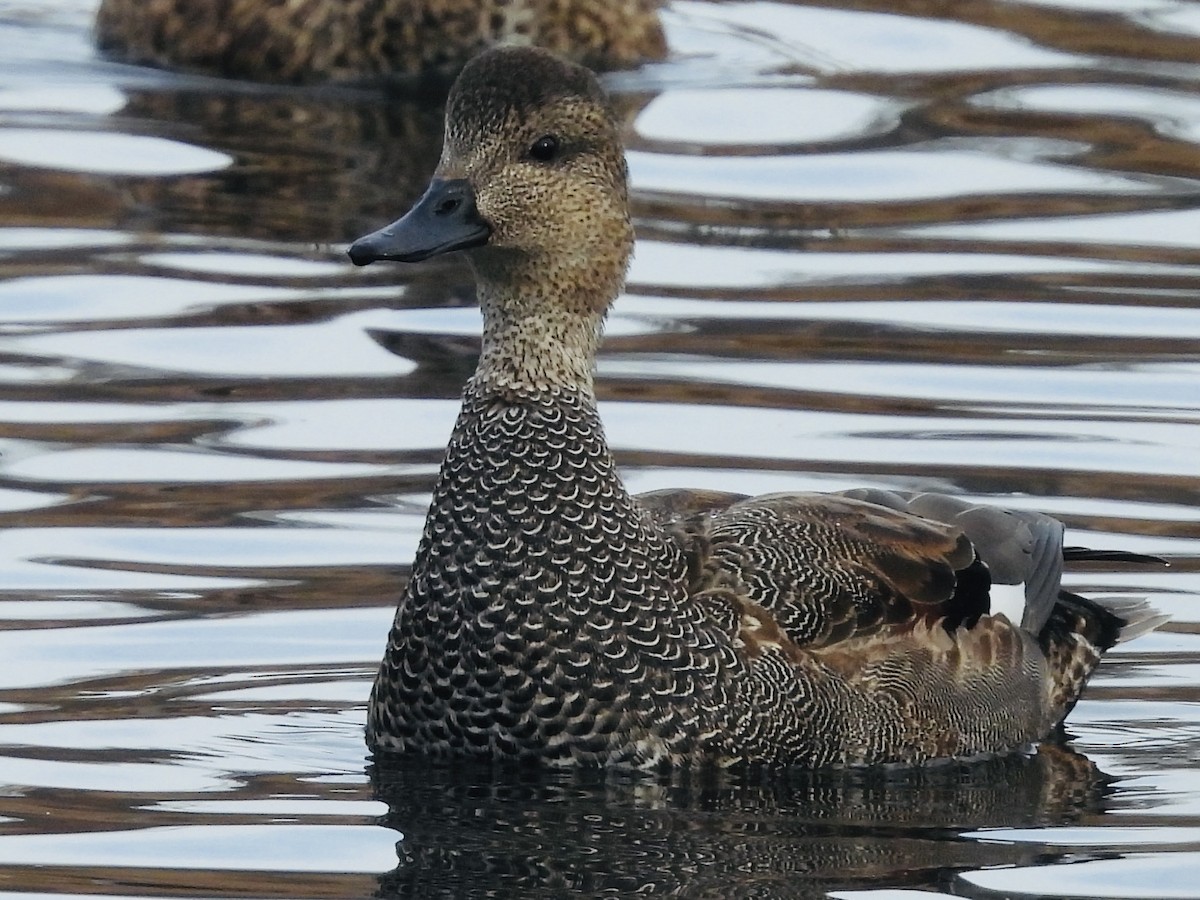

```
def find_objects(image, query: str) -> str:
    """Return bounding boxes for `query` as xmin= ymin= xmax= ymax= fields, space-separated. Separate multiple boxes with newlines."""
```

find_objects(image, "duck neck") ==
xmin=468 ymin=250 xmax=618 ymax=398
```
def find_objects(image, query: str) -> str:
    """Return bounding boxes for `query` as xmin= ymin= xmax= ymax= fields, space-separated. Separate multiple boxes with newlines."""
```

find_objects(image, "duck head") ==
xmin=349 ymin=46 xmax=634 ymax=393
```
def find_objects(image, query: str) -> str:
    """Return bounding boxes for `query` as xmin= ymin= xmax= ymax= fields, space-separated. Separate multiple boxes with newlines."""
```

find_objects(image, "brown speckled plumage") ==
xmin=352 ymin=47 xmax=1166 ymax=769
xmin=94 ymin=0 xmax=666 ymax=83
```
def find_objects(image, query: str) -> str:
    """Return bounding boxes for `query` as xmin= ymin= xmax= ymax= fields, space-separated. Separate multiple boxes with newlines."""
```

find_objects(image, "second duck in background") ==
xmin=94 ymin=0 xmax=667 ymax=83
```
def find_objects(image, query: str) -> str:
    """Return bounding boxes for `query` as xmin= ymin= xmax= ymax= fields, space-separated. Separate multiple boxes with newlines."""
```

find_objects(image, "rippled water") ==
xmin=0 ymin=1 xmax=1197 ymax=898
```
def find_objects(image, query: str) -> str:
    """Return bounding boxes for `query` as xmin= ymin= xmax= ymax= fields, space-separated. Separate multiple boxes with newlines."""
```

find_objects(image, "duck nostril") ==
xmin=436 ymin=197 xmax=462 ymax=216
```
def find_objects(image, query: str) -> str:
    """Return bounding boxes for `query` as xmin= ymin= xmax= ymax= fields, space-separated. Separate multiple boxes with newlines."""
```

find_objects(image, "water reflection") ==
xmin=66 ymin=85 xmax=444 ymax=241
xmin=373 ymin=748 xmax=1114 ymax=898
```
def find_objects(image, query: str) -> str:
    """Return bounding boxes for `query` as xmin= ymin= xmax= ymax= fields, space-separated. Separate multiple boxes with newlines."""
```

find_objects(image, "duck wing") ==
xmin=639 ymin=486 xmax=1113 ymax=649
xmin=837 ymin=488 xmax=1065 ymax=635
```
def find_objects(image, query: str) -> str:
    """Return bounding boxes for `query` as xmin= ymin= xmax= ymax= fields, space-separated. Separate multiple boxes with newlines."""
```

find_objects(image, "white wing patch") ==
xmin=989 ymin=582 xmax=1028 ymax=625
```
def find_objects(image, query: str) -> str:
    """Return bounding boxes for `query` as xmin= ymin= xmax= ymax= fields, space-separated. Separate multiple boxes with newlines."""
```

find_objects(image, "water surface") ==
xmin=0 ymin=1 xmax=1198 ymax=898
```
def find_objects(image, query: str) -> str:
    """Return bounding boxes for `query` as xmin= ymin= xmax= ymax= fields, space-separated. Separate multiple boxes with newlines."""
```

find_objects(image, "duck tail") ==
xmin=1039 ymin=589 xmax=1168 ymax=720
xmin=1058 ymin=546 xmax=1170 ymax=646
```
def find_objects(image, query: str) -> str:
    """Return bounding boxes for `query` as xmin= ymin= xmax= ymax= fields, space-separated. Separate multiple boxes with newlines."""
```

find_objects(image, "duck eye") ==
xmin=527 ymin=135 xmax=560 ymax=163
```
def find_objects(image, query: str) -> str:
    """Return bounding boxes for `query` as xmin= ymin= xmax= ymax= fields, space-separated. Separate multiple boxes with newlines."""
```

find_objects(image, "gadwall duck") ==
xmin=349 ymin=47 xmax=1164 ymax=769
xmin=94 ymin=0 xmax=665 ymax=83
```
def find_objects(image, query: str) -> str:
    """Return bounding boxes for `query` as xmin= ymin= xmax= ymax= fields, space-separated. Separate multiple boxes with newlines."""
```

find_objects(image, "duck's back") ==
xmin=95 ymin=0 xmax=666 ymax=82
xmin=95 ymin=0 xmax=469 ymax=82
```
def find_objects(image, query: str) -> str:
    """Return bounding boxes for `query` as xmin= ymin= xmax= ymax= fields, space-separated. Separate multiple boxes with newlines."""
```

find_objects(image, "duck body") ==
xmin=351 ymin=47 xmax=1162 ymax=769
xmin=94 ymin=0 xmax=665 ymax=83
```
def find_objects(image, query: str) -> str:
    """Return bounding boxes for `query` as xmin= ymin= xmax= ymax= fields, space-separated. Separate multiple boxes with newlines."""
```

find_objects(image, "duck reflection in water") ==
xmin=80 ymin=79 xmax=650 ymax=247
xmin=79 ymin=86 xmax=445 ymax=243
xmin=371 ymin=746 xmax=1115 ymax=898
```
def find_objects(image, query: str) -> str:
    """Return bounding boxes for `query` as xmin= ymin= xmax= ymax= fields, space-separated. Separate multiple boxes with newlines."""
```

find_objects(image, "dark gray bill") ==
xmin=347 ymin=178 xmax=490 ymax=266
